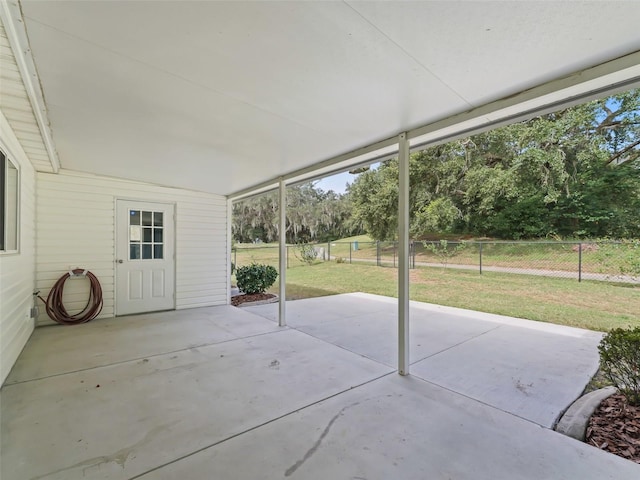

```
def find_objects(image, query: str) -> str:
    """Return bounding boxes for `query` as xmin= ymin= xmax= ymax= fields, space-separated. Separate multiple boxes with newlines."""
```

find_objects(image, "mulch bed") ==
xmin=586 ymin=393 xmax=640 ymax=464
xmin=231 ymin=293 xmax=276 ymax=306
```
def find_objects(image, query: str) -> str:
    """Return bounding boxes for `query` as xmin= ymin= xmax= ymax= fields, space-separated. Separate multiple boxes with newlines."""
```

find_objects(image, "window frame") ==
xmin=0 ymin=146 xmax=20 ymax=254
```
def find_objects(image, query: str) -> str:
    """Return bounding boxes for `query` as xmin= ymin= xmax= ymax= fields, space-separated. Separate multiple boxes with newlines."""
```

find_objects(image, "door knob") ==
xmin=117 ymin=259 xmax=124 ymax=264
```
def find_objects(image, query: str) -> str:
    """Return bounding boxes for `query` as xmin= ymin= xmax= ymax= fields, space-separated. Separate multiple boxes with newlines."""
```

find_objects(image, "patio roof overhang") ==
xmin=2 ymin=1 xmax=640 ymax=197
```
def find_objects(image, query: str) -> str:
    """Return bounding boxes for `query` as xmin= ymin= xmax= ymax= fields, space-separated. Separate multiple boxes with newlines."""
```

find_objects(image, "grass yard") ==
xmin=234 ymin=236 xmax=639 ymax=276
xmin=266 ymin=262 xmax=639 ymax=332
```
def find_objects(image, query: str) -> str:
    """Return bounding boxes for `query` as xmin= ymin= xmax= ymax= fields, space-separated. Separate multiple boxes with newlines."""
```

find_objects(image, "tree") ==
xmin=347 ymin=165 xmax=399 ymax=241
xmin=349 ymin=90 xmax=640 ymax=240
xmin=232 ymin=192 xmax=279 ymax=243
xmin=232 ymin=182 xmax=361 ymax=244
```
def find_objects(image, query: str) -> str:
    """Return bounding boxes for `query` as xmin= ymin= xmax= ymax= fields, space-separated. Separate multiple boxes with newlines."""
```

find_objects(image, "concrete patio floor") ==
xmin=2 ymin=293 xmax=639 ymax=479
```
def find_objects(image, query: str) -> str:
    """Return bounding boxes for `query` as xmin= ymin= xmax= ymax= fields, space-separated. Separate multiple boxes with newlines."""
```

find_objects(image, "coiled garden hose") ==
xmin=38 ymin=269 xmax=103 ymax=325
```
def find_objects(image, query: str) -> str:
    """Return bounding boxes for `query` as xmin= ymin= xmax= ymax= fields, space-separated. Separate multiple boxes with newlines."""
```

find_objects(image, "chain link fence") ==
xmin=233 ymin=240 xmax=639 ymax=283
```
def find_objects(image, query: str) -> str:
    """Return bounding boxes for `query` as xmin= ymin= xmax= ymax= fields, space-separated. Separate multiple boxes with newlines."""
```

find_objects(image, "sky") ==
xmin=314 ymin=171 xmax=354 ymax=194
xmin=314 ymin=163 xmax=380 ymax=194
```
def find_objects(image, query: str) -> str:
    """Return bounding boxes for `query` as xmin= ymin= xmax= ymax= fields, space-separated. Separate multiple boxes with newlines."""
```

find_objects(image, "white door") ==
xmin=116 ymin=200 xmax=175 ymax=315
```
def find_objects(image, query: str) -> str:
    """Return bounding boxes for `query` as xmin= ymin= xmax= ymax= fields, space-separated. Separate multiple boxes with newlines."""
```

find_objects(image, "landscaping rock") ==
xmin=556 ymin=386 xmax=617 ymax=441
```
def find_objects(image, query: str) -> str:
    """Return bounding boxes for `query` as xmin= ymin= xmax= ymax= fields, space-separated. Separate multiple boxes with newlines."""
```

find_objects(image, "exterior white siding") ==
xmin=0 ymin=111 xmax=37 ymax=385
xmin=36 ymin=170 xmax=228 ymax=326
xmin=0 ymin=22 xmax=53 ymax=173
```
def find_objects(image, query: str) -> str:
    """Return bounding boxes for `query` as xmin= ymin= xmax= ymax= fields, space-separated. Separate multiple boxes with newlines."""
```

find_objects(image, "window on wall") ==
xmin=0 ymin=148 xmax=19 ymax=252
xmin=129 ymin=209 xmax=164 ymax=260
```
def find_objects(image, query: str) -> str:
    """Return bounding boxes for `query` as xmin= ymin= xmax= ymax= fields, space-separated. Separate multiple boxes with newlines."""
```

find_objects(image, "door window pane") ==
xmin=130 ymin=226 xmax=141 ymax=241
xmin=128 ymin=209 xmax=165 ymax=261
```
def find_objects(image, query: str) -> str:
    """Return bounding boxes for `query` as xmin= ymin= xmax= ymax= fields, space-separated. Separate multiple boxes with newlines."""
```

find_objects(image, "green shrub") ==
xmin=423 ymin=240 xmax=466 ymax=270
xmin=235 ymin=263 xmax=278 ymax=294
xmin=598 ymin=327 xmax=640 ymax=406
xmin=295 ymin=243 xmax=319 ymax=265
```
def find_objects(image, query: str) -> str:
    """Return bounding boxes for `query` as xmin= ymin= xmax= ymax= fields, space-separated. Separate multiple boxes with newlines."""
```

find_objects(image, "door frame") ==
xmin=114 ymin=198 xmax=177 ymax=316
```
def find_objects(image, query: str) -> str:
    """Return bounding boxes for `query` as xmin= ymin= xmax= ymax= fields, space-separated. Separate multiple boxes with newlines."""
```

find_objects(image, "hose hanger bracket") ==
xmin=69 ymin=268 xmax=88 ymax=278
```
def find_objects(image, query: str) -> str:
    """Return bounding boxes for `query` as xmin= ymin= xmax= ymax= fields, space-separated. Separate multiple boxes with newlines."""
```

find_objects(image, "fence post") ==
xmin=377 ymin=241 xmax=380 ymax=266
xmin=413 ymin=242 xmax=416 ymax=269
xmin=234 ymin=249 xmax=237 ymax=268
xmin=349 ymin=241 xmax=352 ymax=264
xmin=409 ymin=241 xmax=413 ymax=269
xmin=578 ymin=242 xmax=582 ymax=282
xmin=327 ymin=242 xmax=331 ymax=261
xmin=394 ymin=242 xmax=397 ymax=268
xmin=479 ymin=242 xmax=483 ymax=275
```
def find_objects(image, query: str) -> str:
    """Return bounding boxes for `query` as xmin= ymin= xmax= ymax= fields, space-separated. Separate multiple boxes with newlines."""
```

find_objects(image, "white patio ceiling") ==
xmin=14 ymin=1 xmax=640 ymax=196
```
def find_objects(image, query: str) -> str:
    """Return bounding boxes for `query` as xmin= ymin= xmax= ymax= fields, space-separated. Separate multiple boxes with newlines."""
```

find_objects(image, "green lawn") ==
xmin=234 ymin=237 xmax=638 ymax=276
xmin=266 ymin=262 xmax=639 ymax=332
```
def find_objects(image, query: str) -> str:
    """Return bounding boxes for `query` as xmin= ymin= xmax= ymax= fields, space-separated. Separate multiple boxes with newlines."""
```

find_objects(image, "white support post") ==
xmin=227 ymin=198 xmax=233 ymax=305
xmin=398 ymin=132 xmax=410 ymax=375
xmin=278 ymin=178 xmax=287 ymax=327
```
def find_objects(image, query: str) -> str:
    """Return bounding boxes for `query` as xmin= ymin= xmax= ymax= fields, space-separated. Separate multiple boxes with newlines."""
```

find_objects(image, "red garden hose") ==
xmin=38 ymin=269 xmax=103 ymax=325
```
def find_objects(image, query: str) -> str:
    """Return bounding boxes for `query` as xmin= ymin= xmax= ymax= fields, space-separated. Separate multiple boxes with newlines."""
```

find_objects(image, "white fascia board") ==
xmin=408 ymin=51 xmax=640 ymax=150
xmin=229 ymin=183 xmax=280 ymax=203
xmin=0 ymin=0 xmax=60 ymax=173
xmin=228 ymin=137 xmax=399 ymax=201
xmin=229 ymin=49 xmax=640 ymax=201
xmin=229 ymin=143 xmax=399 ymax=203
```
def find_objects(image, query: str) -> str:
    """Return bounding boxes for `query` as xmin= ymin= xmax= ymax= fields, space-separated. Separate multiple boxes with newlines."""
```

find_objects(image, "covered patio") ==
xmin=2 ymin=2 xmax=640 ymax=478
xmin=3 ymin=294 xmax=638 ymax=479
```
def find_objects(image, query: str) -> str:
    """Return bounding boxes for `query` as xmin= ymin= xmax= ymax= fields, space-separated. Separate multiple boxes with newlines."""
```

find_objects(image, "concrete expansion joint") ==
xmin=282 ymin=323 xmax=396 ymax=369
xmin=409 ymin=373 xmax=550 ymax=429
xmin=4 ymin=298 xmax=626 ymax=478
xmin=4 ymin=328 xmax=290 ymax=387
xmin=410 ymin=324 xmax=504 ymax=366
xmin=128 ymin=371 xmax=395 ymax=480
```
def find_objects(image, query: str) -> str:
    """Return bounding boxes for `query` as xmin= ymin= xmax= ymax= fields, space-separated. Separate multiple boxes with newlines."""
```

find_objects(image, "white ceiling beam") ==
xmin=228 ymin=136 xmax=400 ymax=201
xmin=229 ymin=50 xmax=640 ymax=202
xmin=408 ymin=51 xmax=640 ymax=150
xmin=0 ymin=1 xmax=60 ymax=173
